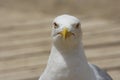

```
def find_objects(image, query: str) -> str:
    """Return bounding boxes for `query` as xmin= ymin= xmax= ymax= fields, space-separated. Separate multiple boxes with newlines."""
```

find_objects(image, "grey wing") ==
xmin=89 ymin=63 xmax=113 ymax=80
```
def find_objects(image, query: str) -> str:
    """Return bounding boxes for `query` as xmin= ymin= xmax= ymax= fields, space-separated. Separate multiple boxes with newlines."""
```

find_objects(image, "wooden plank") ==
xmin=1 ymin=54 xmax=120 ymax=80
xmin=82 ymin=20 xmax=118 ymax=32
xmin=0 ymin=46 xmax=50 ymax=59
xmin=108 ymin=70 xmax=120 ymax=80
xmin=0 ymin=54 xmax=48 ymax=72
xmin=0 ymin=37 xmax=50 ymax=49
xmin=90 ymin=57 xmax=120 ymax=69
xmin=1 ymin=54 xmax=119 ymax=80
xmin=86 ymin=45 xmax=120 ymax=58
xmin=0 ymin=68 xmax=40 ymax=80
xmin=0 ymin=28 xmax=50 ymax=38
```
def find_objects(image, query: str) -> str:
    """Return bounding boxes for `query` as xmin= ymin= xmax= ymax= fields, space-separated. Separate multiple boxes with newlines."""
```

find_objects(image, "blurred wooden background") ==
xmin=0 ymin=0 xmax=120 ymax=80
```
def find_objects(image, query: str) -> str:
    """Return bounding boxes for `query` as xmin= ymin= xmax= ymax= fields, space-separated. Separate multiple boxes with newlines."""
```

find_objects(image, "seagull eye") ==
xmin=75 ymin=23 xmax=80 ymax=29
xmin=53 ymin=22 xmax=59 ymax=29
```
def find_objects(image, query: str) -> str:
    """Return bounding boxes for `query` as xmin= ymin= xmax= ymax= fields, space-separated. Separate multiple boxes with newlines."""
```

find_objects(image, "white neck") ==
xmin=42 ymin=41 xmax=96 ymax=80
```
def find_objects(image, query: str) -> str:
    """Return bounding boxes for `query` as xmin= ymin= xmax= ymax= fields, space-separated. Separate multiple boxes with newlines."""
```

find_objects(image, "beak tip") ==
xmin=61 ymin=27 xmax=73 ymax=40
xmin=62 ymin=28 xmax=68 ymax=39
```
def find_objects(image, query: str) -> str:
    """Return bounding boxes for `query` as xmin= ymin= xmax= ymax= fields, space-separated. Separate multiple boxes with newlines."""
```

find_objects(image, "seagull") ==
xmin=39 ymin=14 xmax=112 ymax=80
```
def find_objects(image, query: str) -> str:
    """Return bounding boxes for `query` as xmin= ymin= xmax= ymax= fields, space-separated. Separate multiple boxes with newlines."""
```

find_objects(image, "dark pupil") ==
xmin=54 ymin=22 xmax=58 ymax=27
xmin=76 ymin=23 xmax=80 ymax=28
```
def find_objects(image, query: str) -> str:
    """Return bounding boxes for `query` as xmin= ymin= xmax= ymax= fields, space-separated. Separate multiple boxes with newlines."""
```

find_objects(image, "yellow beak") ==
xmin=60 ymin=27 xmax=72 ymax=39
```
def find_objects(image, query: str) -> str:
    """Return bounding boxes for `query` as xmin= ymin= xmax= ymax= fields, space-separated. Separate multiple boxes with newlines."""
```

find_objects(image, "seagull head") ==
xmin=51 ymin=14 xmax=82 ymax=49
